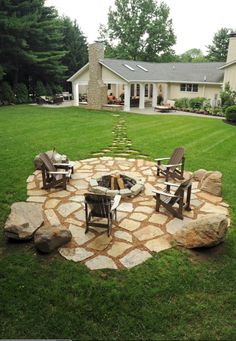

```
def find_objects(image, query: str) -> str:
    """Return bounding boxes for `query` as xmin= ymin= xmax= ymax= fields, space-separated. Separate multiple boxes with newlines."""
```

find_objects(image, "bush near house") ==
xmin=15 ymin=83 xmax=29 ymax=104
xmin=0 ymin=81 xmax=15 ymax=105
xmin=225 ymin=105 xmax=236 ymax=122
xmin=175 ymin=97 xmax=224 ymax=116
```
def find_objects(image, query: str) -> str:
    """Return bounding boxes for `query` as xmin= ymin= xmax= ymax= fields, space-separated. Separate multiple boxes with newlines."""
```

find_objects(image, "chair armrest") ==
xmin=163 ymin=163 xmax=182 ymax=168
xmin=111 ymin=195 xmax=121 ymax=211
xmin=53 ymin=163 xmax=73 ymax=168
xmin=164 ymin=182 xmax=179 ymax=187
xmin=152 ymin=190 xmax=178 ymax=198
xmin=154 ymin=157 xmax=170 ymax=161
xmin=48 ymin=171 xmax=68 ymax=175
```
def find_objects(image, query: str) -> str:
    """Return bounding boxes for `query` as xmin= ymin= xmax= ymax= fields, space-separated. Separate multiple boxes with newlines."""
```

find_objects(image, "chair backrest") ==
xmin=169 ymin=147 xmax=185 ymax=171
xmin=169 ymin=177 xmax=192 ymax=205
xmin=39 ymin=152 xmax=57 ymax=173
xmin=84 ymin=193 xmax=112 ymax=217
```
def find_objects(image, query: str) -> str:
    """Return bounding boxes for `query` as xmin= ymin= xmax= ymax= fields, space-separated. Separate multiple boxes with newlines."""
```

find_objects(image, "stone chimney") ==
xmin=87 ymin=42 xmax=107 ymax=109
xmin=226 ymin=33 xmax=236 ymax=63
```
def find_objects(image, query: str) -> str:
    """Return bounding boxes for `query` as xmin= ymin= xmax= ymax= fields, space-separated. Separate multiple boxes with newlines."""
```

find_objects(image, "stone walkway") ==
xmin=26 ymin=157 xmax=229 ymax=270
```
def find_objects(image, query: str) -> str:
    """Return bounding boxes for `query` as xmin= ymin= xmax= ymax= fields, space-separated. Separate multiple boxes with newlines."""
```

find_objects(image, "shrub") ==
xmin=220 ymin=83 xmax=236 ymax=111
xmin=225 ymin=105 xmax=236 ymax=122
xmin=46 ymin=84 xmax=53 ymax=97
xmin=35 ymin=81 xmax=46 ymax=97
xmin=0 ymin=81 xmax=15 ymax=105
xmin=175 ymin=98 xmax=189 ymax=109
xmin=15 ymin=83 xmax=29 ymax=103
xmin=188 ymin=97 xmax=206 ymax=109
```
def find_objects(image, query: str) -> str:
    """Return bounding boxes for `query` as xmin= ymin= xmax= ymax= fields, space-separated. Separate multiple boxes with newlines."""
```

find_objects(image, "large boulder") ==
xmin=174 ymin=214 xmax=228 ymax=248
xmin=200 ymin=171 xmax=222 ymax=196
xmin=4 ymin=202 xmax=43 ymax=240
xmin=34 ymin=225 xmax=72 ymax=253
xmin=193 ymin=169 xmax=207 ymax=182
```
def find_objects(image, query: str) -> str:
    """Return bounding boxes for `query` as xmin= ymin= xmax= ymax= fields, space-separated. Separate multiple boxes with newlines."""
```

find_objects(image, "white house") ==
xmin=68 ymin=33 xmax=236 ymax=112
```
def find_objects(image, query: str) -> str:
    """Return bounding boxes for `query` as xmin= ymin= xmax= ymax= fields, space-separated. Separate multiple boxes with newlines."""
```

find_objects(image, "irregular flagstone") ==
xmin=49 ymin=190 xmax=70 ymax=198
xmin=59 ymin=247 xmax=94 ymax=262
xmin=28 ymin=189 xmax=48 ymax=196
xmin=57 ymin=202 xmax=81 ymax=218
xmin=72 ymin=180 xmax=89 ymax=190
xmin=69 ymin=195 xmax=85 ymax=203
xmin=85 ymin=255 xmax=117 ymax=270
xmin=69 ymin=225 xmax=95 ymax=245
xmin=197 ymin=191 xmax=222 ymax=205
xmin=27 ymin=182 xmax=37 ymax=190
xmin=117 ymin=202 xmax=133 ymax=212
xmin=26 ymin=175 xmax=35 ymax=183
xmin=145 ymin=183 xmax=157 ymax=196
xmin=66 ymin=185 xmax=77 ymax=192
xmin=191 ymin=199 xmax=204 ymax=208
xmin=87 ymin=234 xmax=112 ymax=251
xmin=134 ymin=225 xmax=164 ymax=241
xmin=200 ymin=203 xmax=228 ymax=215
xmin=45 ymin=209 xmax=61 ymax=226
xmin=148 ymin=213 xmax=168 ymax=226
xmin=44 ymin=199 xmax=60 ymax=209
xmin=107 ymin=241 xmax=132 ymax=257
xmin=129 ymin=212 xmax=148 ymax=221
xmin=119 ymin=219 xmax=141 ymax=231
xmin=74 ymin=209 xmax=86 ymax=222
xmin=166 ymin=217 xmax=193 ymax=234
xmin=27 ymin=196 xmax=47 ymax=203
xmin=65 ymin=218 xmax=84 ymax=227
xmin=120 ymin=249 xmax=152 ymax=269
xmin=114 ymin=231 xmax=133 ymax=242
xmin=134 ymin=206 xmax=154 ymax=214
xmin=145 ymin=235 xmax=172 ymax=252
xmin=71 ymin=172 xmax=92 ymax=180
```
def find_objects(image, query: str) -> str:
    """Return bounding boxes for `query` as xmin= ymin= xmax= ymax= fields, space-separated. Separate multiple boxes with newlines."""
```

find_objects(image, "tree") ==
xmin=206 ymin=28 xmax=233 ymax=62
xmin=99 ymin=0 xmax=176 ymax=62
xmin=179 ymin=48 xmax=207 ymax=62
xmin=60 ymin=17 xmax=88 ymax=79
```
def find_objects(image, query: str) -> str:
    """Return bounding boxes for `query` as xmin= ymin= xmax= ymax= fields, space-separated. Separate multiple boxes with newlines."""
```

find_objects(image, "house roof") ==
xmin=99 ymin=59 xmax=225 ymax=84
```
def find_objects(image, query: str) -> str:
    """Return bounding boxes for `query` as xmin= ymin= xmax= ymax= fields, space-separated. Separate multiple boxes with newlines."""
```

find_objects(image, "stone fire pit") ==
xmin=89 ymin=173 xmax=144 ymax=198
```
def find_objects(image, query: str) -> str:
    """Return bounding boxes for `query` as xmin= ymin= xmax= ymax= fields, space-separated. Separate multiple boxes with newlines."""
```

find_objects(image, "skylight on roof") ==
xmin=137 ymin=64 xmax=148 ymax=72
xmin=124 ymin=64 xmax=135 ymax=71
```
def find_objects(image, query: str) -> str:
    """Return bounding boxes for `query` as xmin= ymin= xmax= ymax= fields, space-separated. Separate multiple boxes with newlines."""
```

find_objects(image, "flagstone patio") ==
xmin=26 ymin=157 xmax=229 ymax=270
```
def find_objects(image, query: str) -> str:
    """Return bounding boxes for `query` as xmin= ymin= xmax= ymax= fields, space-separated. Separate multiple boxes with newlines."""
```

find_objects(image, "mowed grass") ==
xmin=0 ymin=105 xmax=236 ymax=340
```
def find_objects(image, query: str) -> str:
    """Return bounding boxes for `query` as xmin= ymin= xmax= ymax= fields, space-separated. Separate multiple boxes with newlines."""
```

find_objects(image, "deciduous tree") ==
xmin=206 ymin=28 xmax=233 ymax=62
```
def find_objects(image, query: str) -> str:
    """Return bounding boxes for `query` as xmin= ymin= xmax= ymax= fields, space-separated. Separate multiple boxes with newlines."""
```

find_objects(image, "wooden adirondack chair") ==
xmin=84 ymin=193 xmax=121 ymax=236
xmin=152 ymin=177 xmax=192 ymax=220
xmin=39 ymin=152 xmax=73 ymax=190
xmin=155 ymin=147 xmax=185 ymax=181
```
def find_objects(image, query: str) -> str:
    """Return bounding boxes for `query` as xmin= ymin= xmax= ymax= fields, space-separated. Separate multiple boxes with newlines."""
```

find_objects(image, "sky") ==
xmin=45 ymin=0 xmax=236 ymax=54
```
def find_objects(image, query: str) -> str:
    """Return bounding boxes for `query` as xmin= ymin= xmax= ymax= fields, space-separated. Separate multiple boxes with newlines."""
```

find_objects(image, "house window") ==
xmin=180 ymin=83 xmax=198 ymax=92
xmin=136 ymin=84 xmax=140 ymax=96
xmin=131 ymin=84 xmax=134 ymax=97
xmin=145 ymin=84 xmax=149 ymax=97
xmin=108 ymin=83 xmax=111 ymax=90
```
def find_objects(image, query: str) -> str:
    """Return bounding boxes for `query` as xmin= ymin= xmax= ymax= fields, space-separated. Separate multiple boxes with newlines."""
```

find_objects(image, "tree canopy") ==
xmin=99 ymin=0 xmax=176 ymax=62
xmin=178 ymin=48 xmax=207 ymax=63
xmin=206 ymin=28 xmax=233 ymax=62
xmin=0 ymin=0 xmax=88 ymax=95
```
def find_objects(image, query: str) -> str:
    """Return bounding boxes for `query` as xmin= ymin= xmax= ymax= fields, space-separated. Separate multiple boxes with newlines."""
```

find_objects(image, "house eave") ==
xmin=219 ymin=60 xmax=236 ymax=70
xmin=99 ymin=61 xmax=129 ymax=82
xmin=67 ymin=63 xmax=89 ymax=82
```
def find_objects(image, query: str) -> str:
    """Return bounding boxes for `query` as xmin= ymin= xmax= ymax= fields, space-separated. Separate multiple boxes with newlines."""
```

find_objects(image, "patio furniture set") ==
xmin=37 ymin=147 xmax=190 ymax=236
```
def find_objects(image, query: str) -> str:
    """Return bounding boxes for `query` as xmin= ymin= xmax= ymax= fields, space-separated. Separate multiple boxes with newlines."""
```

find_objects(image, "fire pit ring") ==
xmin=89 ymin=173 xmax=144 ymax=198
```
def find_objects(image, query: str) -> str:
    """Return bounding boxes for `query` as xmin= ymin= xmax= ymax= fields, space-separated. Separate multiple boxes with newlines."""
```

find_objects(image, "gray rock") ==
xmin=4 ymin=202 xmax=43 ymax=240
xmin=34 ymin=225 xmax=72 ymax=253
xmin=174 ymin=214 xmax=228 ymax=248
xmin=193 ymin=169 xmax=207 ymax=181
xmin=200 ymin=171 xmax=222 ymax=196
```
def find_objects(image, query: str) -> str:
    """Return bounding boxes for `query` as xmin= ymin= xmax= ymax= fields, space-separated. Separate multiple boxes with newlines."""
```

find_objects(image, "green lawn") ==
xmin=0 ymin=105 xmax=236 ymax=340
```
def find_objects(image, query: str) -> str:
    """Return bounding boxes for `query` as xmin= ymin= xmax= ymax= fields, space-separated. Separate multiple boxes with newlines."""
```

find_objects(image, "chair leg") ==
xmin=85 ymin=204 xmax=89 ymax=234
xmin=157 ymin=161 xmax=160 ymax=176
xmin=185 ymin=185 xmax=192 ymax=211
xmin=155 ymin=194 xmax=161 ymax=212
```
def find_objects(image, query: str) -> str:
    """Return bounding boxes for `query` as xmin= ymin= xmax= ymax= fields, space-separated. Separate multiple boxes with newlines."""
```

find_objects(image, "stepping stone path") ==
xmin=92 ymin=116 xmax=149 ymax=159
xmin=26 ymin=157 xmax=230 ymax=270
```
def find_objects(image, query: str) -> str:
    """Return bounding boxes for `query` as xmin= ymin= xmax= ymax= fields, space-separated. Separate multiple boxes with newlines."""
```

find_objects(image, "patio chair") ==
xmin=155 ymin=147 xmax=185 ymax=181
xmin=84 ymin=193 xmax=121 ymax=236
xmin=39 ymin=152 xmax=73 ymax=190
xmin=152 ymin=177 xmax=192 ymax=220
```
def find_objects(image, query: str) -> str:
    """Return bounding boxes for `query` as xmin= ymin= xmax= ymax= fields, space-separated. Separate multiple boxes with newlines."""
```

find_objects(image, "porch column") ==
xmin=134 ymin=84 xmax=137 ymax=97
xmin=115 ymin=84 xmax=119 ymax=99
xmin=139 ymin=83 xmax=145 ymax=109
xmin=152 ymin=83 xmax=157 ymax=108
xmin=124 ymin=83 xmax=130 ymax=112
xmin=73 ymin=82 xmax=79 ymax=106
xmin=163 ymin=83 xmax=169 ymax=103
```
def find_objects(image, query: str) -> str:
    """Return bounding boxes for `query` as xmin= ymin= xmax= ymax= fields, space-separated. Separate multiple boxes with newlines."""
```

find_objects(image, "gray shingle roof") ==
xmin=100 ymin=59 xmax=224 ymax=84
